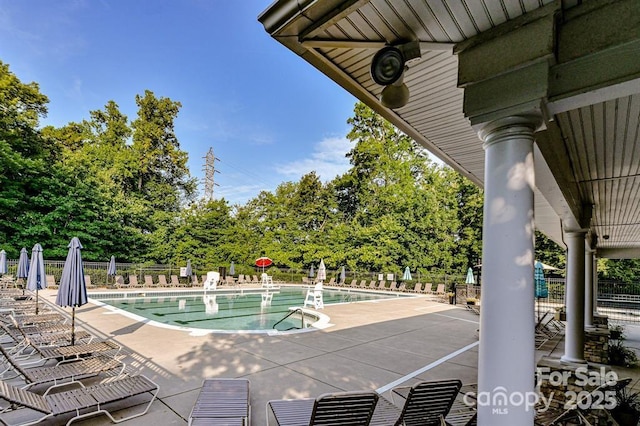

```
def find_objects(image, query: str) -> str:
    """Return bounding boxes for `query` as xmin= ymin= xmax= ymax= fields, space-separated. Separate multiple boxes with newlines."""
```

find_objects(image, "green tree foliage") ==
xmin=6 ymin=59 xmax=634 ymax=284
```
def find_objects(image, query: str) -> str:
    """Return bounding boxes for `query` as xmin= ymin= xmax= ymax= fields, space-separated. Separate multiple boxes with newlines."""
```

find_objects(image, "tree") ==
xmin=131 ymin=90 xmax=196 ymax=210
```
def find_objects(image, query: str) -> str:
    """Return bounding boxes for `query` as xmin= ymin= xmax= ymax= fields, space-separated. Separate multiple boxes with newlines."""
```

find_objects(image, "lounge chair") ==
xmin=24 ymin=338 xmax=121 ymax=363
xmin=349 ymin=279 xmax=358 ymax=288
xmin=267 ymin=390 xmax=379 ymax=426
xmin=144 ymin=275 xmax=155 ymax=288
xmin=326 ymin=277 xmax=336 ymax=286
xmin=158 ymin=274 xmax=168 ymax=287
xmin=191 ymin=275 xmax=199 ymax=286
xmin=0 ymin=343 xmax=125 ymax=394
xmin=0 ymin=323 xmax=91 ymax=349
xmin=128 ymin=275 xmax=141 ymax=288
xmin=12 ymin=313 xmax=66 ymax=327
xmin=189 ymin=378 xmax=250 ymax=425
xmin=114 ymin=275 xmax=125 ymax=288
xmin=84 ymin=274 xmax=95 ymax=289
xmin=0 ymin=374 xmax=159 ymax=425
xmin=412 ymin=283 xmax=424 ymax=293
xmin=359 ymin=280 xmax=368 ymax=288
xmin=45 ymin=275 xmax=57 ymax=289
xmin=377 ymin=280 xmax=386 ymax=290
xmin=170 ymin=275 xmax=181 ymax=287
xmin=370 ymin=378 xmax=463 ymax=426
xmin=368 ymin=280 xmax=377 ymax=289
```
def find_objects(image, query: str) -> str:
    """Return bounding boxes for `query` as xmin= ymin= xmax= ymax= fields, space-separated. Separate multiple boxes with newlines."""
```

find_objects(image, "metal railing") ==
xmin=273 ymin=308 xmax=306 ymax=331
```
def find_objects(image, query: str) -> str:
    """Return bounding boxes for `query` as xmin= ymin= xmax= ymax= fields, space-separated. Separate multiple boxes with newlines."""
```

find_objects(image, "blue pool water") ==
xmin=91 ymin=287 xmax=410 ymax=333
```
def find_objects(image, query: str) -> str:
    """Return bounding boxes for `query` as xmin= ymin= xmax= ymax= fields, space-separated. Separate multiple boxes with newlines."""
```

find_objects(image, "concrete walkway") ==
xmin=15 ymin=287 xmax=479 ymax=425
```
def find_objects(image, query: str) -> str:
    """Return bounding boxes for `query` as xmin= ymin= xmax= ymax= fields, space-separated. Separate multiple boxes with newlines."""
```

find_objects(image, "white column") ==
xmin=585 ymin=246 xmax=595 ymax=327
xmin=477 ymin=115 xmax=539 ymax=426
xmin=593 ymin=254 xmax=599 ymax=315
xmin=561 ymin=231 xmax=587 ymax=364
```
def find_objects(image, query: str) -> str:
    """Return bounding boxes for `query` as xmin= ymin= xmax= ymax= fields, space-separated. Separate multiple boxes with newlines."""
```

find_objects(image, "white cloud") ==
xmin=275 ymin=136 xmax=352 ymax=182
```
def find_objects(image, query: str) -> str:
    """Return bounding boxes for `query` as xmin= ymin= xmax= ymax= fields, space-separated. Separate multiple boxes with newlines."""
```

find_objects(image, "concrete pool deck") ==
xmin=20 ymin=286 xmax=640 ymax=425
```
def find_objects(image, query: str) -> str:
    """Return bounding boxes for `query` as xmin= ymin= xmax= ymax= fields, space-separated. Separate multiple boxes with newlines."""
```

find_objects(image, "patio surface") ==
xmin=9 ymin=286 xmax=640 ymax=425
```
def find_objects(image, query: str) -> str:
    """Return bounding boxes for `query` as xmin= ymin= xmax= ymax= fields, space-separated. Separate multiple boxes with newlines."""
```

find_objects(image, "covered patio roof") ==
xmin=259 ymin=0 xmax=640 ymax=258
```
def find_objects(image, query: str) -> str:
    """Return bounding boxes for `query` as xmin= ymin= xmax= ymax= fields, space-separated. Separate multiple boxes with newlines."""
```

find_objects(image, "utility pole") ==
xmin=202 ymin=147 xmax=219 ymax=200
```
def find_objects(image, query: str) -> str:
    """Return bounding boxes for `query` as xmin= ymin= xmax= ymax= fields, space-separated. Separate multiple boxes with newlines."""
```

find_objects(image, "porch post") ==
xmin=477 ymin=115 xmax=539 ymax=426
xmin=585 ymin=246 xmax=595 ymax=327
xmin=562 ymin=230 xmax=587 ymax=364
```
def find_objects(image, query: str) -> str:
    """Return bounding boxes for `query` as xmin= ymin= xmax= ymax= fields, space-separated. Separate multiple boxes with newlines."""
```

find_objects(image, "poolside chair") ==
xmin=370 ymin=379 xmax=462 ymax=426
xmin=45 ymin=275 xmax=57 ymax=289
xmin=114 ymin=275 xmax=125 ymax=288
xmin=252 ymin=275 xmax=260 ymax=283
xmin=349 ymin=279 xmax=358 ymax=288
xmin=158 ymin=274 xmax=168 ymax=287
xmin=144 ymin=275 xmax=155 ymax=288
xmin=128 ymin=275 xmax=142 ymax=288
xmin=170 ymin=274 xmax=181 ymax=287
xmin=0 ymin=323 xmax=91 ymax=350
xmin=84 ymin=274 xmax=95 ymax=289
xmin=267 ymin=390 xmax=379 ymax=426
xmin=326 ymin=277 xmax=336 ymax=286
xmin=0 ymin=374 xmax=158 ymax=425
xmin=189 ymin=378 xmax=250 ymax=425
xmin=191 ymin=275 xmax=199 ymax=286
xmin=23 ymin=338 xmax=121 ymax=363
xmin=12 ymin=313 xmax=66 ymax=327
xmin=359 ymin=280 xmax=368 ymax=288
xmin=377 ymin=280 xmax=386 ymax=290
xmin=368 ymin=280 xmax=377 ymax=289
xmin=412 ymin=283 xmax=424 ymax=293
xmin=301 ymin=276 xmax=309 ymax=285
xmin=0 ymin=343 xmax=125 ymax=394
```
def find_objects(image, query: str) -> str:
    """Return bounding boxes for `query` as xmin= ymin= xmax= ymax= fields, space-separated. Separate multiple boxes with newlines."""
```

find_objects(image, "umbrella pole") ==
xmin=71 ymin=307 xmax=76 ymax=346
xmin=35 ymin=290 xmax=39 ymax=315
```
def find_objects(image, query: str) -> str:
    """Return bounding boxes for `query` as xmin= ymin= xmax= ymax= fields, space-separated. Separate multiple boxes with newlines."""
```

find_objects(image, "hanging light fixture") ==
xmin=370 ymin=41 xmax=421 ymax=109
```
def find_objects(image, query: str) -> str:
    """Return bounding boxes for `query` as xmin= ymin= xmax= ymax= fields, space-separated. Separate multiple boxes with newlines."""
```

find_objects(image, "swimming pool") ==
xmin=89 ymin=286 xmax=412 ymax=334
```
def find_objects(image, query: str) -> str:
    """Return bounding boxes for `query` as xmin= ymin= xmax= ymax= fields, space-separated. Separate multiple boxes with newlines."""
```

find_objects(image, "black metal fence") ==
xmin=2 ymin=258 xmax=467 ymax=289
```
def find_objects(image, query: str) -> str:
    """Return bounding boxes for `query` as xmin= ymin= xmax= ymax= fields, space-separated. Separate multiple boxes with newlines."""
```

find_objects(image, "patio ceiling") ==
xmin=259 ymin=0 xmax=640 ymax=258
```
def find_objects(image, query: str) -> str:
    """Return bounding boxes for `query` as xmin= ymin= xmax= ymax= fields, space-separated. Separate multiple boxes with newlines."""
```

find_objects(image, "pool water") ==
xmin=93 ymin=287 xmax=409 ymax=332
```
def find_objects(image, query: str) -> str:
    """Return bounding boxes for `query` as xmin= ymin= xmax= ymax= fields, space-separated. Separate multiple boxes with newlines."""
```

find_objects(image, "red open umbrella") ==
xmin=255 ymin=257 xmax=273 ymax=268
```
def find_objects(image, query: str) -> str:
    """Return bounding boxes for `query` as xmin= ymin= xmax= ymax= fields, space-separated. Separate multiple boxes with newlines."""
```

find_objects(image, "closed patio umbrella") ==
xmin=317 ymin=259 xmax=326 ymax=282
xmin=465 ymin=267 xmax=475 ymax=285
xmin=0 ymin=250 xmax=6 ymax=275
xmin=402 ymin=266 xmax=412 ymax=281
xmin=185 ymin=260 xmax=193 ymax=285
xmin=107 ymin=255 xmax=116 ymax=285
xmin=26 ymin=244 xmax=46 ymax=314
xmin=535 ymin=261 xmax=548 ymax=322
xmin=340 ymin=266 xmax=346 ymax=283
xmin=56 ymin=237 xmax=88 ymax=345
xmin=17 ymin=248 xmax=29 ymax=280
xmin=308 ymin=264 xmax=315 ymax=278
xmin=229 ymin=261 xmax=235 ymax=276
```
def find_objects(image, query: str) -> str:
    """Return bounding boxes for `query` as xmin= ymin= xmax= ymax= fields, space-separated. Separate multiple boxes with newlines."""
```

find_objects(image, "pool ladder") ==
xmin=273 ymin=308 xmax=306 ymax=331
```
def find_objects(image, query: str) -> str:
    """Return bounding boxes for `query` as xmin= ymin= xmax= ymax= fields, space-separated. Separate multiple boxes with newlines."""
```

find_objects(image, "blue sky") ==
xmin=0 ymin=1 xmax=358 ymax=204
